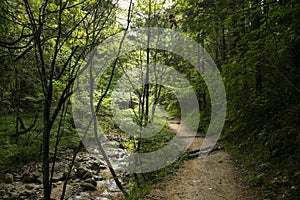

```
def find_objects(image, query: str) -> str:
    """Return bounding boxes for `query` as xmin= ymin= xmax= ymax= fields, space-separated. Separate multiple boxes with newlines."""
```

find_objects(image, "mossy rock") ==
xmin=82 ymin=171 xmax=92 ymax=179
xmin=80 ymin=182 xmax=97 ymax=191
xmin=84 ymin=178 xmax=97 ymax=187
xmin=64 ymin=169 xmax=76 ymax=180
xmin=90 ymin=162 xmax=100 ymax=171
xmin=76 ymin=167 xmax=88 ymax=178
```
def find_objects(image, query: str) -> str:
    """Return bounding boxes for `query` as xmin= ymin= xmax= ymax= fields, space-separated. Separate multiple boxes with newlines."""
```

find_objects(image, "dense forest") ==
xmin=0 ymin=0 xmax=299 ymax=199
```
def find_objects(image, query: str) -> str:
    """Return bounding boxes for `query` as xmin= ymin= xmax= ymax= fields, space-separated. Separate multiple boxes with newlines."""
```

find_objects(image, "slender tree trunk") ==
xmin=144 ymin=0 xmax=151 ymax=124
xmin=89 ymin=63 xmax=128 ymax=197
xmin=145 ymin=49 xmax=150 ymax=123
xmin=42 ymin=87 xmax=52 ymax=200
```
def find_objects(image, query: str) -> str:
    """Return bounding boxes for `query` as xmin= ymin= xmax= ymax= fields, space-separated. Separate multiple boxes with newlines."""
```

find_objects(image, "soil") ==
xmin=142 ymin=121 xmax=259 ymax=200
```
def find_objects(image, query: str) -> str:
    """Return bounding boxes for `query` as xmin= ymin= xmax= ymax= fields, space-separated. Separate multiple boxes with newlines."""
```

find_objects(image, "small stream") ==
xmin=0 ymin=144 xmax=130 ymax=200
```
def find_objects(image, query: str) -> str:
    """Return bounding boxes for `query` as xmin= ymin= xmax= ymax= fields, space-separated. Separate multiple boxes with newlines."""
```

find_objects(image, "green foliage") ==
xmin=0 ymin=143 xmax=41 ymax=172
xmin=0 ymin=0 xmax=299 ymax=199
xmin=176 ymin=0 xmax=300 ymax=199
xmin=0 ymin=109 xmax=80 ymax=172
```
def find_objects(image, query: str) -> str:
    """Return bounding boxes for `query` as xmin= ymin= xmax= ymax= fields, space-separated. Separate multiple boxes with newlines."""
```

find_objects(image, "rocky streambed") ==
xmin=0 ymin=147 xmax=129 ymax=200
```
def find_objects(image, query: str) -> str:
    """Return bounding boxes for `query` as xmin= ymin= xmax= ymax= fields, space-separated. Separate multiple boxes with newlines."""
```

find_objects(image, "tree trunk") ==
xmin=42 ymin=95 xmax=52 ymax=200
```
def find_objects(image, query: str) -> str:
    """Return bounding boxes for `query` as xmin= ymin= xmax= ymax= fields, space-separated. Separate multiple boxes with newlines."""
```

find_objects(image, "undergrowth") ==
xmin=223 ymin=103 xmax=300 ymax=200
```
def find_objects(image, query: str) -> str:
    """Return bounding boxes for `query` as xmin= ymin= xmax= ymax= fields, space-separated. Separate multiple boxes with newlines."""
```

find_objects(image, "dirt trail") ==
xmin=142 ymin=121 xmax=257 ymax=200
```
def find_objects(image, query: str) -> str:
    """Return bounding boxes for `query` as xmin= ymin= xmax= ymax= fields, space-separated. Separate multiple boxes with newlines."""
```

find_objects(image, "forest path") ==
xmin=142 ymin=121 xmax=257 ymax=200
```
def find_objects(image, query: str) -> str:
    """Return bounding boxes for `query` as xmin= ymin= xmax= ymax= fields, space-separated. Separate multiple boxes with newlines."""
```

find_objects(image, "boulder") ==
xmin=82 ymin=171 xmax=92 ymax=179
xmin=90 ymin=162 xmax=100 ymax=171
xmin=80 ymin=183 xmax=97 ymax=191
xmin=22 ymin=172 xmax=39 ymax=183
xmin=24 ymin=184 xmax=35 ymax=190
xmin=84 ymin=178 xmax=97 ymax=187
xmin=64 ymin=169 xmax=76 ymax=180
xmin=76 ymin=167 xmax=87 ymax=178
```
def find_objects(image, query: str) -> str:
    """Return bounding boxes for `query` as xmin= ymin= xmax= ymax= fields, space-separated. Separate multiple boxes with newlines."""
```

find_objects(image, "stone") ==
xmin=64 ymin=169 xmax=76 ymax=180
xmin=10 ymin=192 xmax=19 ymax=199
xmin=93 ymin=175 xmax=103 ymax=181
xmin=84 ymin=178 xmax=97 ymax=187
xmin=80 ymin=183 xmax=97 ymax=191
xmin=99 ymin=164 xmax=107 ymax=170
xmin=14 ymin=174 xmax=22 ymax=182
xmin=37 ymin=177 xmax=42 ymax=184
xmin=82 ymin=171 xmax=92 ymax=179
xmin=76 ymin=167 xmax=87 ymax=178
xmin=22 ymin=173 xmax=39 ymax=183
xmin=52 ymin=173 xmax=65 ymax=183
xmin=77 ymin=156 xmax=88 ymax=162
xmin=0 ymin=189 xmax=6 ymax=197
xmin=4 ymin=173 xmax=14 ymax=183
xmin=90 ymin=162 xmax=100 ymax=171
xmin=55 ymin=156 xmax=61 ymax=162
xmin=19 ymin=190 xmax=32 ymax=198
xmin=24 ymin=184 xmax=35 ymax=190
